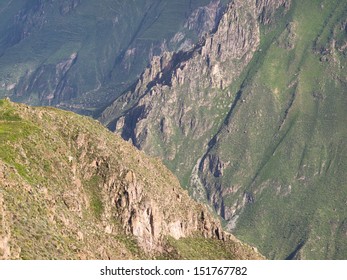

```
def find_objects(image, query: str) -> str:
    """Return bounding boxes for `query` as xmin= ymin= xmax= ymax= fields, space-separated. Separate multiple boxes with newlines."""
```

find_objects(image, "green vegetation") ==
xmin=163 ymin=236 xmax=236 ymax=259
xmin=85 ymin=175 xmax=104 ymax=219
xmin=0 ymin=100 xmax=37 ymax=181
xmin=115 ymin=233 xmax=145 ymax=259
xmin=0 ymin=100 xmax=21 ymax=122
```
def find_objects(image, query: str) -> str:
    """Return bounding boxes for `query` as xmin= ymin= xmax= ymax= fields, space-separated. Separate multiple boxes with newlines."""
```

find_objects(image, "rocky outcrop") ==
xmin=256 ymin=0 xmax=291 ymax=24
xmin=113 ymin=168 xmax=227 ymax=252
xmin=80 ymin=153 xmax=229 ymax=253
xmin=184 ymin=0 xmax=225 ymax=39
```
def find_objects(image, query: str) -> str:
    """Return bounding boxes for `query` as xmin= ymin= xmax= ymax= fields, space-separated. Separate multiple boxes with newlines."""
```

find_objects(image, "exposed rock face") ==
xmin=102 ymin=0 xmax=289 ymax=125
xmin=256 ymin=0 xmax=290 ymax=24
xmin=84 ymin=154 xmax=228 ymax=253
xmin=115 ymin=169 xmax=227 ymax=251
xmin=184 ymin=0 xmax=225 ymax=39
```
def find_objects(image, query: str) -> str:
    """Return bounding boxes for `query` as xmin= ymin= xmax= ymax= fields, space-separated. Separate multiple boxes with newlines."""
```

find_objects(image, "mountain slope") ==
xmin=100 ymin=0 xmax=347 ymax=259
xmin=0 ymin=98 xmax=262 ymax=260
xmin=200 ymin=0 xmax=347 ymax=259
xmin=0 ymin=0 xmax=228 ymax=114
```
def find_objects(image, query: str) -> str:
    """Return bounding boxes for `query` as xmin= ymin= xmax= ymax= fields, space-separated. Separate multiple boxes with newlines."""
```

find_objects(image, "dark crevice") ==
xmin=285 ymin=240 xmax=305 ymax=260
xmin=120 ymin=105 xmax=147 ymax=147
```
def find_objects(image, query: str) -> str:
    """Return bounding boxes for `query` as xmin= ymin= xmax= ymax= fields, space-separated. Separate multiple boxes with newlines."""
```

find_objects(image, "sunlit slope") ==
xmin=0 ymin=99 xmax=262 ymax=260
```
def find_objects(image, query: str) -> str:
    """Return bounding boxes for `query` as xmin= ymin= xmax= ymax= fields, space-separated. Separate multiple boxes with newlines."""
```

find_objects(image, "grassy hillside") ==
xmin=200 ymin=0 xmax=347 ymax=259
xmin=0 ymin=99 xmax=262 ymax=260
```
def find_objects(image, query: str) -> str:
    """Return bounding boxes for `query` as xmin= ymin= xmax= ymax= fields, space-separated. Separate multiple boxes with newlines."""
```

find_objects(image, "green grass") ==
xmin=115 ymin=233 xmax=145 ymax=258
xmin=0 ymin=99 xmax=39 ymax=181
xmin=160 ymin=235 xmax=260 ymax=260
xmin=0 ymin=99 xmax=22 ymax=122
xmin=85 ymin=175 xmax=104 ymax=219
xmin=165 ymin=236 xmax=235 ymax=259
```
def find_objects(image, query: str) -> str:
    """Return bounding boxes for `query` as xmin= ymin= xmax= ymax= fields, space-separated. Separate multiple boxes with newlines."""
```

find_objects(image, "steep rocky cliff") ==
xmin=0 ymin=99 xmax=262 ymax=260
xmin=100 ymin=0 xmax=347 ymax=259
xmin=101 ymin=0 xmax=289 ymax=198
